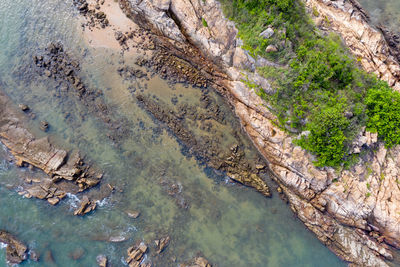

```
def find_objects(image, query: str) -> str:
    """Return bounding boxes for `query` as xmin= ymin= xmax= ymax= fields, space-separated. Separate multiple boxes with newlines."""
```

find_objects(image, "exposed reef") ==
xmin=0 ymin=88 xmax=102 ymax=213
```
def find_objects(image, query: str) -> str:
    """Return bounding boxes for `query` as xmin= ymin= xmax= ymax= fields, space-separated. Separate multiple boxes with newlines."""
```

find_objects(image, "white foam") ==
xmin=95 ymin=197 xmax=109 ymax=207
xmin=66 ymin=193 xmax=80 ymax=210
xmin=120 ymin=256 xmax=128 ymax=266
xmin=0 ymin=242 xmax=7 ymax=249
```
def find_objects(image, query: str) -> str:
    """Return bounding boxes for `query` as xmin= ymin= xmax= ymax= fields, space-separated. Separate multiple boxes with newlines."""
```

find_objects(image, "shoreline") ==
xmin=112 ymin=0 xmax=400 ymax=266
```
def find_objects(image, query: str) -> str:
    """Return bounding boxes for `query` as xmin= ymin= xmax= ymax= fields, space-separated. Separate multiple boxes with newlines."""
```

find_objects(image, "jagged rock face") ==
xmin=119 ymin=0 xmax=400 ymax=266
xmin=126 ymin=0 xmax=238 ymax=66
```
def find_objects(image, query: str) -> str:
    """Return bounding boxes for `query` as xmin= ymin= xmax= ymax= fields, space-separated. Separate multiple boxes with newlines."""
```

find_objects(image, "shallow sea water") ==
xmin=358 ymin=0 xmax=400 ymax=32
xmin=0 ymin=0 xmax=345 ymax=266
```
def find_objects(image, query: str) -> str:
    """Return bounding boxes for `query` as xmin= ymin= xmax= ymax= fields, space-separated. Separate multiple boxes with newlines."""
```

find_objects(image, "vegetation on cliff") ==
xmin=218 ymin=0 xmax=400 ymax=167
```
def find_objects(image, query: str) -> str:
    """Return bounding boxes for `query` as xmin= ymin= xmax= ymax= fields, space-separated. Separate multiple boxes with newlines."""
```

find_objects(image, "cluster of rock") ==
xmin=126 ymin=243 xmax=150 ymax=267
xmin=74 ymin=195 xmax=97 ymax=216
xmin=0 ymin=231 xmax=28 ymax=265
xmin=116 ymin=0 xmax=400 ymax=265
xmin=33 ymin=42 xmax=83 ymax=96
xmin=123 ymin=236 xmax=210 ymax=267
xmin=73 ymin=0 xmax=109 ymax=29
xmin=0 ymin=85 xmax=102 ymax=214
xmin=154 ymin=236 xmax=170 ymax=254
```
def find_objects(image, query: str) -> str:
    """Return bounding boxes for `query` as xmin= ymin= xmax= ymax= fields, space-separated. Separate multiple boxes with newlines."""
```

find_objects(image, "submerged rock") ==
xmin=0 ymin=230 xmax=28 ymax=265
xmin=69 ymin=247 xmax=85 ymax=260
xmin=126 ymin=210 xmax=141 ymax=219
xmin=39 ymin=121 xmax=49 ymax=132
xmin=154 ymin=236 xmax=170 ymax=254
xmin=18 ymin=104 xmax=29 ymax=112
xmin=96 ymin=254 xmax=107 ymax=267
xmin=182 ymin=257 xmax=212 ymax=267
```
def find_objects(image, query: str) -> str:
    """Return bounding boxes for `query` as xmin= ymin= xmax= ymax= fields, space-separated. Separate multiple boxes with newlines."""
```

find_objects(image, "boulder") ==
xmin=155 ymin=236 xmax=170 ymax=253
xmin=126 ymin=210 xmax=140 ymax=219
xmin=0 ymin=231 xmax=28 ymax=265
xmin=126 ymin=243 xmax=148 ymax=267
xmin=259 ymin=27 xmax=274 ymax=39
xmin=96 ymin=254 xmax=107 ymax=267
xmin=265 ymin=45 xmax=278 ymax=53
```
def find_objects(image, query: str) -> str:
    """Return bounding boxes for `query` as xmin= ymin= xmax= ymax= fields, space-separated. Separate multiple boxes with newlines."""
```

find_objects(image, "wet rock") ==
xmin=108 ymin=235 xmax=128 ymax=243
xmin=27 ymin=186 xmax=49 ymax=200
xmin=255 ymin=164 xmax=266 ymax=170
xmin=19 ymin=104 xmax=29 ymax=112
xmin=29 ymin=250 xmax=39 ymax=261
xmin=154 ymin=236 xmax=170 ymax=254
xmin=47 ymin=197 xmax=60 ymax=205
xmin=74 ymin=196 xmax=96 ymax=216
xmin=118 ymin=0 xmax=400 ymax=265
xmin=96 ymin=254 xmax=107 ymax=267
xmin=40 ymin=121 xmax=49 ymax=132
xmin=0 ymin=230 xmax=28 ymax=265
xmin=126 ymin=243 xmax=148 ymax=267
xmin=1 ymin=91 xmax=102 ymax=214
xmin=126 ymin=210 xmax=141 ymax=219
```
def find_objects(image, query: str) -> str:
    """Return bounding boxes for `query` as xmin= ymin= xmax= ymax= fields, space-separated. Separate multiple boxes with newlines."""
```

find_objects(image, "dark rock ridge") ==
xmin=0 ymin=89 xmax=102 ymax=212
xmin=33 ymin=42 xmax=132 ymax=144
xmin=136 ymin=94 xmax=270 ymax=197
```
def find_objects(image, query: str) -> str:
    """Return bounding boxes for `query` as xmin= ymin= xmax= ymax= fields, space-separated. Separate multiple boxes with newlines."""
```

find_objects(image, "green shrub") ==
xmin=202 ymin=17 xmax=208 ymax=27
xmin=217 ymin=0 xmax=400 ymax=167
xmin=295 ymin=104 xmax=349 ymax=166
xmin=365 ymin=81 xmax=400 ymax=148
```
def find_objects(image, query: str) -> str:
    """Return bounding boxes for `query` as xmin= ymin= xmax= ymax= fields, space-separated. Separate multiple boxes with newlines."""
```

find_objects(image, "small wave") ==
xmin=140 ymin=253 xmax=148 ymax=265
xmin=0 ymin=242 xmax=7 ymax=249
xmin=127 ymin=226 xmax=138 ymax=233
xmin=177 ymin=182 xmax=183 ymax=193
xmin=66 ymin=193 xmax=80 ymax=210
xmin=120 ymin=256 xmax=128 ymax=266
xmin=95 ymin=197 xmax=109 ymax=207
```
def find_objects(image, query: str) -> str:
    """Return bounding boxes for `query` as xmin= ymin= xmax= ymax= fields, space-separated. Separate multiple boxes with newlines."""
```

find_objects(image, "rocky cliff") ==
xmin=119 ymin=0 xmax=400 ymax=265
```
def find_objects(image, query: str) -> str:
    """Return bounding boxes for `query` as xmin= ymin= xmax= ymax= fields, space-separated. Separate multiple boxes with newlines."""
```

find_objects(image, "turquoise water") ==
xmin=0 ymin=0 xmax=345 ymax=266
xmin=358 ymin=0 xmax=400 ymax=32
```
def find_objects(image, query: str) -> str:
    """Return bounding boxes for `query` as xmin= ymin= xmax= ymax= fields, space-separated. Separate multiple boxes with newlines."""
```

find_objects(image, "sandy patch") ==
xmin=81 ymin=0 xmax=140 ymax=51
